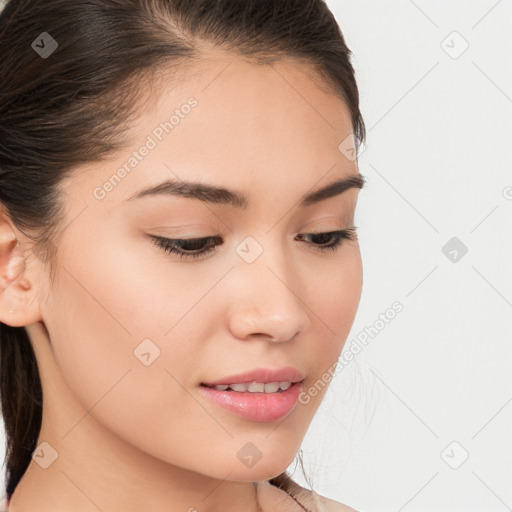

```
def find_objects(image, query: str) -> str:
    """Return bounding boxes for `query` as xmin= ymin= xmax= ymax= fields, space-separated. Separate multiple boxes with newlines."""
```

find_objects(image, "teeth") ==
xmin=211 ymin=381 xmax=293 ymax=393
xmin=248 ymin=382 xmax=265 ymax=392
xmin=230 ymin=383 xmax=248 ymax=392
xmin=264 ymin=382 xmax=280 ymax=393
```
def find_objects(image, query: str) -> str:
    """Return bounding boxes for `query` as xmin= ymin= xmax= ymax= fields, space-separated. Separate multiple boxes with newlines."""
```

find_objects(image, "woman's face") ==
xmin=26 ymin=54 xmax=364 ymax=484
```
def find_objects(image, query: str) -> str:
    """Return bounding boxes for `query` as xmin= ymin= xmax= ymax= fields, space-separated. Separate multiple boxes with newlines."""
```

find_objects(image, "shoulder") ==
xmin=285 ymin=479 xmax=360 ymax=512
xmin=311 ymin=491 xmax=359 ymax=512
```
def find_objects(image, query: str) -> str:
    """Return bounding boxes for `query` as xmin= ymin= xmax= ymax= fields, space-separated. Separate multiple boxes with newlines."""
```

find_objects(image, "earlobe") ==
xmin=0 ymin=211 xmax=42 ymax=327
xmin=0 ymin=260 xmax=41 ymax=329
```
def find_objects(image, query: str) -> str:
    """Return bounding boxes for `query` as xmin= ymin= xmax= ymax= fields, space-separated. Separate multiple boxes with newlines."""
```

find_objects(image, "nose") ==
xmin=226 ymin=242 xmax=311 ymax=343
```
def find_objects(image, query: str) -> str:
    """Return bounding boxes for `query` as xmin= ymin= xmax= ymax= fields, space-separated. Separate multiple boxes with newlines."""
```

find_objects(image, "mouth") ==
xmin=199 ymin=380 xmax=303 ymax=394
xmin=198 ymin=379 xmax=305 ymax=422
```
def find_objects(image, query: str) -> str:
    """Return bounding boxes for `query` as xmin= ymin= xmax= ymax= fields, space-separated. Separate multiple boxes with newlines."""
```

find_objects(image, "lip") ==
xmin=198 ymin=381 xmax=304 ymax=422
xmin=201 ymin=366 xmax=305 ymax=387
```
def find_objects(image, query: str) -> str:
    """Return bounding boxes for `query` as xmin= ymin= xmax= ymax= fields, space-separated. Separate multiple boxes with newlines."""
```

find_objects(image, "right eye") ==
xmin=148 ymin=235 xmax=223 ymax=260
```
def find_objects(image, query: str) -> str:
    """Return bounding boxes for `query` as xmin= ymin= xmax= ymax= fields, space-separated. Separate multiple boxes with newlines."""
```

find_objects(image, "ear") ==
xmin=0 ymin=207 xmax=44 ymax=327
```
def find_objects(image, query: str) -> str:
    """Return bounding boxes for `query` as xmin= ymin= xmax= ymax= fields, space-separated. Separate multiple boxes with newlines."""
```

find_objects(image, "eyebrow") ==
xmin=124 ymin=173 xmax=366 ymax=209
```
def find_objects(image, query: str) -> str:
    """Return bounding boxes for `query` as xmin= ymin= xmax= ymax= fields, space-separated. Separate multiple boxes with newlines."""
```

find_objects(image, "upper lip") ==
xmin=201 ymin=367 xmax=305 ymax=386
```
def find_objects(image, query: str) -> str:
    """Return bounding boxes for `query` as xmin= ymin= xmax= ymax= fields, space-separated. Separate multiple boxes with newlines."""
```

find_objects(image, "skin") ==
xmin=0 ymin=52 xmax=363 ymax=511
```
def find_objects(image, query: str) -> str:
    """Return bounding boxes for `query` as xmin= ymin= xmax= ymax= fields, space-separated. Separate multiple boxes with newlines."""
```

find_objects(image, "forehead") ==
xmin=61 ymin=53 xmax=358 ymax=215
xmin=143 ymin=53 xmax=352 ymax=151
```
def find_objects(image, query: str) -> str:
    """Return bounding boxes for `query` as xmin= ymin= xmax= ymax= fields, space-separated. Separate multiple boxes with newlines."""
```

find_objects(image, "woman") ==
xmin=0 ymin=0 xmax=366 ymax=510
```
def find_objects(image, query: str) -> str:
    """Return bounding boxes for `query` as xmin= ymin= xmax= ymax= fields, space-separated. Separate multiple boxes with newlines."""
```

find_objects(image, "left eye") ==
xmin=148 ymin=228 xmax=358 ymax=260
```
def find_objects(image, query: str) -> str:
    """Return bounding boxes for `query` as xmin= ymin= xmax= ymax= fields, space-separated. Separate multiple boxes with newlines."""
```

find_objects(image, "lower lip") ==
xmin=198 ymin=382 xmax=304 ymax=422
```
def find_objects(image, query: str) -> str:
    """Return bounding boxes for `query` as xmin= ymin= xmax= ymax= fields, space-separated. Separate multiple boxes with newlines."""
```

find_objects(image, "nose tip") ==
xmin=226 ymin=267 xmax=310 ymax=343
xmin=229 ymin=314 xmax=304 ymax=343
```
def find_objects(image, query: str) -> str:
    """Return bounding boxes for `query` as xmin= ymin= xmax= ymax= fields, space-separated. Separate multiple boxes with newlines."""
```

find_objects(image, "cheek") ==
xmin=44 ymin=237 xmax=204 ymax=413
xmin=314 ymin=245 xmax=362 ymax=336
xmin=43 ymin=246 xmax=219 ymax=467
xmin=333 ymin=247 xmax=363 ymax=331
xmin=303 ymin=247 xmax=362 ymax=381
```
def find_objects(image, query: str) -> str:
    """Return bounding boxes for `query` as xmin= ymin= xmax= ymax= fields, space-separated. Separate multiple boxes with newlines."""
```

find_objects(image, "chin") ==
xmin=224 ymin=465 xmax=287 ymax=483
xmin=221 ymin=448 xmax=298 ymax=483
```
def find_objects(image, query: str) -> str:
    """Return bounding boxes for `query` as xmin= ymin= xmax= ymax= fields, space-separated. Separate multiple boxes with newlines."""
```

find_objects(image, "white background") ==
xmin=1 ymin=1 xmax=511 ymax=511
xmin=294 ymin=1 xmax=512 ymax=511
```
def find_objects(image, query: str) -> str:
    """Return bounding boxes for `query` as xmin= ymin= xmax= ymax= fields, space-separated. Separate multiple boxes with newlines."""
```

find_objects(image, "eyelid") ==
xmin=147 ymin=227 xmax=358 ymax=261
xmin=147 ymin=223 xmax=221 ymax=236
xmin=300 ymin=214 xmax=353 ymax=228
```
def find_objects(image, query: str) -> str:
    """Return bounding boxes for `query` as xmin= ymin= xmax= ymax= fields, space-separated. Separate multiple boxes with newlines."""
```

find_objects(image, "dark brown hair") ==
xmin=0 ymin=0 xmax=366 ymax=502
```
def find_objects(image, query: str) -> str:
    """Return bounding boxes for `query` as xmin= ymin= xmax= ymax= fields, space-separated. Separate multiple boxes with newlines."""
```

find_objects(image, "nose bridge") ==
xmin=226 ymin=233 xmax=310 ymax=341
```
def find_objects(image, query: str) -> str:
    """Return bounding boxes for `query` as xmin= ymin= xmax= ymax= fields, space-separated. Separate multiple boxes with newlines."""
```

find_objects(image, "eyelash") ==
xmin=148 ymin=228 xmax=358 ymax=260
